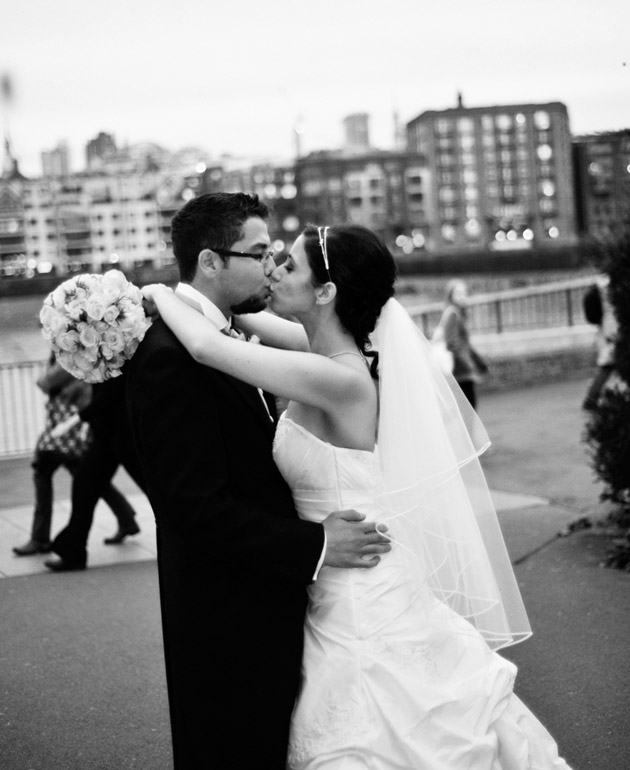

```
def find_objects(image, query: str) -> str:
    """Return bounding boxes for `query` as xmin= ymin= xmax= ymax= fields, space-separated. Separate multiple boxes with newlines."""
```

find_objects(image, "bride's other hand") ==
xmin=141 ymin=283 xmax=172 ymax=318
xmin=322 ymin=509 xmax=391 ymax=569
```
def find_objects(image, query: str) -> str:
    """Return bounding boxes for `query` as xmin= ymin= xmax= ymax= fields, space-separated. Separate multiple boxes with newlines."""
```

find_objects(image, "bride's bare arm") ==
xmin=143 ymin=285 xmax=370 ymax=410
xmin=232 ymin=312 xmax=309 ymax=352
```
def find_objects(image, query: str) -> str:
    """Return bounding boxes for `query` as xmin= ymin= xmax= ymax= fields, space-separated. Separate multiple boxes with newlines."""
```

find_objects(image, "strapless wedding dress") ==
xmin=273 ymin=414 xmax=571 ymax=770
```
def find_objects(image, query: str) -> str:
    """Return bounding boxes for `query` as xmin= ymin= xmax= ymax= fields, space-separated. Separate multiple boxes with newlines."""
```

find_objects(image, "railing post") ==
xmin=566 ymin=288 xmax=574 ymax=327
xmin=494 ymin=299 xmax=503 ymax=334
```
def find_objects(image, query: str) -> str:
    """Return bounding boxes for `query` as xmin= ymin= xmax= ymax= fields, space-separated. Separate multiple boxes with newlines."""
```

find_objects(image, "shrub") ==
xmin=584 ymin=232 xmax=630 ymax=570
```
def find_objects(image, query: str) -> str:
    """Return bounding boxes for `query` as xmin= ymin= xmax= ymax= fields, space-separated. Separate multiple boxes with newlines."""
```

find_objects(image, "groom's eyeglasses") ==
xmin=212 ymin=248 xmax=275 ymax=265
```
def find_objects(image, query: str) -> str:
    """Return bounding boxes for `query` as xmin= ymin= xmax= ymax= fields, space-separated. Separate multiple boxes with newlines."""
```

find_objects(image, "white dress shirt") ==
xmin=175 ymin=283 xmax=326 ymax=578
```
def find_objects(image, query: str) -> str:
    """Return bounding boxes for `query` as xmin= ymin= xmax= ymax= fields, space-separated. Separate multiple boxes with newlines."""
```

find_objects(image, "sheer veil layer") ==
xmin=374 ymin=298 xmax=531 ymax=650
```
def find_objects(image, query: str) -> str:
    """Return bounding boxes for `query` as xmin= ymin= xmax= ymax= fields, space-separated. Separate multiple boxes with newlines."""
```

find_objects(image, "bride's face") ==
xmin=269 ymin=234 xmax=318 ymax=317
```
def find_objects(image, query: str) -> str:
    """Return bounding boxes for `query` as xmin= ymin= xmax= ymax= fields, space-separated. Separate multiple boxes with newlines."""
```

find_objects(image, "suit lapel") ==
xmin=213 ymin=368 xmax=276 ymax=438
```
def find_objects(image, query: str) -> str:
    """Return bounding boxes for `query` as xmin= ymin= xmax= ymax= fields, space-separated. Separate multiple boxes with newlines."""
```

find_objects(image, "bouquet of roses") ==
xmin=40 ymin=269 xmax=152 ymax=384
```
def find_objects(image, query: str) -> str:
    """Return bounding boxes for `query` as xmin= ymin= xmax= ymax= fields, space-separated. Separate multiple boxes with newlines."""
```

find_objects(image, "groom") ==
xmin=126 ymin=192 xmax=390 ymax=769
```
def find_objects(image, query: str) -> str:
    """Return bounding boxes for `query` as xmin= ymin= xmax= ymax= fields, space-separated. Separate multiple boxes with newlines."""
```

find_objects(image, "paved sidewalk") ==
xmin=0 ymin=488 xmax=548 ymax=579
xmin=0 ymin=377 xmax=628 ymax=770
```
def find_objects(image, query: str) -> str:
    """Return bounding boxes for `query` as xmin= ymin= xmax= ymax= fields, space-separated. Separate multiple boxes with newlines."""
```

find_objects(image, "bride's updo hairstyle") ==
xmin=302 ymin=223 xmax=397 ymax=362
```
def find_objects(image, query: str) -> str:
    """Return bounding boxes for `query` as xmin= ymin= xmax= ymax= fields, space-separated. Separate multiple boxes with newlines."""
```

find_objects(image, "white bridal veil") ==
xmin=374 ymin=298 xmax=531 ymax=650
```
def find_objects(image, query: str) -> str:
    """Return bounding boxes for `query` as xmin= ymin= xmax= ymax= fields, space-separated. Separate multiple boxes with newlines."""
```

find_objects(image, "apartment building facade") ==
xmin=406 ymin=100 xmax=578 ymax=253
xmin=572 ymin=129 xmax=630 ymax=240
xmin=294 ymin=148 xmax=431 ymax=250
xmin=0 ymin=148 xmax=201 ymax=277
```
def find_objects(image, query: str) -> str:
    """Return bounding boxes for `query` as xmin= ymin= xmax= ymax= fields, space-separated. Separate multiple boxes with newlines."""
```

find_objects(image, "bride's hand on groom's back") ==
xmin=322 ymin=510 xmax=391 ymax=569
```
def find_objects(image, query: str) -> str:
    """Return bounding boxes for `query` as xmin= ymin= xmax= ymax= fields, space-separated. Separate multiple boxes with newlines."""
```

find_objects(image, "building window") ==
xmin=540 ymin=180 xmax=556 ymax=197
xmin=438 ymin=136 xmax=455 ymax=150
xmin=439 ymin=187 xmax=457 ymax=204
xmin=436 ymin=118 xmax=453 ymax=135
xmin=534 ymin=111 xmax=551 ymax=130
xmin=441 ymin=223 xmax=456 ymax=242
xmin=502 ymin=185 xmax=516 ymax=201
xmin=465 ymin=204 xmax=479 ymax=218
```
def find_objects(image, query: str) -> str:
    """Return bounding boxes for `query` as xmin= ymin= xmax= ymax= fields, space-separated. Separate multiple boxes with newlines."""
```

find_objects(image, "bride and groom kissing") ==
xmin=126 ymin=192 xmax=572 ymax=769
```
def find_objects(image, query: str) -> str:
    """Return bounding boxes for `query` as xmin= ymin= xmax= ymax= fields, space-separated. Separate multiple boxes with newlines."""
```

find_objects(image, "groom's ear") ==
xmin=314 ymin=281 xmax=337 ymax=306
xmin=198 ymin=249 xmax=220 ymax=278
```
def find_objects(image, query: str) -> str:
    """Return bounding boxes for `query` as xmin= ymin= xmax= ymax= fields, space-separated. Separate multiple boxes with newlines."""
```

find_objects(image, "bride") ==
xmin=143 ymin=223 xmax=572 ymax=769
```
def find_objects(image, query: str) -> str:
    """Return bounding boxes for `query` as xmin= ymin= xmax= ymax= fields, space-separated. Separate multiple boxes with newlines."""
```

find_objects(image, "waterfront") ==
xmin=0 ymin=268 xmax=596 ymax=365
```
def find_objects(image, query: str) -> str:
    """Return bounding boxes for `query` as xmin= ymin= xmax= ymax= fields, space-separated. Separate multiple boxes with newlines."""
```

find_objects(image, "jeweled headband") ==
xmin=317 ymin=225 xmax=332 ymax=281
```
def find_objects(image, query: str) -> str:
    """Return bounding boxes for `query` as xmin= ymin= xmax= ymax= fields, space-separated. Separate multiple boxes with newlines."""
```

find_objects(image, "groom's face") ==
xmin=219 ymin=216 xmax=274 ymax=315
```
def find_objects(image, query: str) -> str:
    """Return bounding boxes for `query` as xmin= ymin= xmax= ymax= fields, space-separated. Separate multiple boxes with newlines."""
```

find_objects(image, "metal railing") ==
xmin=0 ymin=360 xmax=48 ymax=459
xmin=405 ymin=275 xmax=599 ymax=338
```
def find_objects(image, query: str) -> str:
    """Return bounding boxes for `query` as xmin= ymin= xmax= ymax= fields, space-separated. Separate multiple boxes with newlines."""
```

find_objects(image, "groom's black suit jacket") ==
xmin=126 ymin=318 xmax=325 ymax=770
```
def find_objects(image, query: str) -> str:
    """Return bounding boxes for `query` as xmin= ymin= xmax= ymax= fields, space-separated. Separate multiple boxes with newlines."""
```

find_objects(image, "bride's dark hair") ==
xmin=302 ymin=224 xmax=397 ymax=371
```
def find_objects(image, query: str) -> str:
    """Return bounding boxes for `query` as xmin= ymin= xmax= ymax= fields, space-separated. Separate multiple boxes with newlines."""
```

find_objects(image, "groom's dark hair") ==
xmin=170 ymin=192 xmax=269 ymax=281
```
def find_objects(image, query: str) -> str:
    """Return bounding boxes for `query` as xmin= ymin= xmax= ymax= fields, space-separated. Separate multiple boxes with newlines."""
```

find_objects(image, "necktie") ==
xmin=222 ymin=324 xmax=273 ymax=422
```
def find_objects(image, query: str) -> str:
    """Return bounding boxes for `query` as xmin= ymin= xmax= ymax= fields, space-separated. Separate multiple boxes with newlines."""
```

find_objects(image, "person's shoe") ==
xmin=44 ymin=556 xmax=86 ymax=572
xmin=12 ymin=540 xmax=53 ymax=556
xmin=104 ymin=521 xmax=141 ymax=545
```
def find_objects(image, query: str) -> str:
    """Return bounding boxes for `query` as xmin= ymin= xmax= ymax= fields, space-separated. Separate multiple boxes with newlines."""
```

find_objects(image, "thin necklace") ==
xmin=328 ymin=351 xmax=366 ymax=361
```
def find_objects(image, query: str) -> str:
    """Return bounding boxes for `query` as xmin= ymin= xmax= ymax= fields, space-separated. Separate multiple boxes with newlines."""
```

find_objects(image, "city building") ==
xmin=295 ymin=149 xmax=430 ymax=251
xmin=0 ymin=138 xmax=205 ymax=277
xmin=85 ymin=132 xmax=117 ymax=170
xmin=572 ymin=129 xmax=630 ymax=240
xmin=406 ymin=98 xmax=578 ymax=253
xmin=200 ymin=156 xmax=299 ymax=252
xmin=41 ymin=141 xmax=71 ymax=178
xmin=0 ymin=138 xmax=29 ymax=276
xmin=294 ymin=116 xmax=430 ymax=250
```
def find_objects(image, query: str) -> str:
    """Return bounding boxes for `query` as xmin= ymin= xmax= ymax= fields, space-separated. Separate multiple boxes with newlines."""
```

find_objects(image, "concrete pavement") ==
xmin=0 ymin=376 xmax=628 ymax=770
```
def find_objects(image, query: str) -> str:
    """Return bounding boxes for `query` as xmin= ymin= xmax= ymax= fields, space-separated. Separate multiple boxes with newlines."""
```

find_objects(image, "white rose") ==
xmin=117 ymin=313 xmax=141 ymax=333
xmin=86 ymin=294 xmax=108 ymax=321
xmin=79 ymin=325 xmax=100 ymax=349
xmin=51 ymin=285 xmax=68 ymax=307
xmin=79 ymin=274 xmax=100 ymax=292
xmin=102 ymin=270 xmax=128 ymax=295
xmin=56 ymin=330 xmax=80 ymax=352
xmin=103 ymin=304 xmax=120 ymax=324
xmin=103 ymin=328 xmax=125 ymax=353
xmin=99 ymin=343 xmax=114 ymax=360
xmin=40 ymin=305 xmax=69 ymax=334
xmin=65 ymin=298 xmax=85 ymax=321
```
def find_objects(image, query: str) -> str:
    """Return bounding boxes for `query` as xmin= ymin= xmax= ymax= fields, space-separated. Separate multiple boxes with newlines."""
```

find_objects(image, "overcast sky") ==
xmin=2 ymin=0 xmax=628 ymax=176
